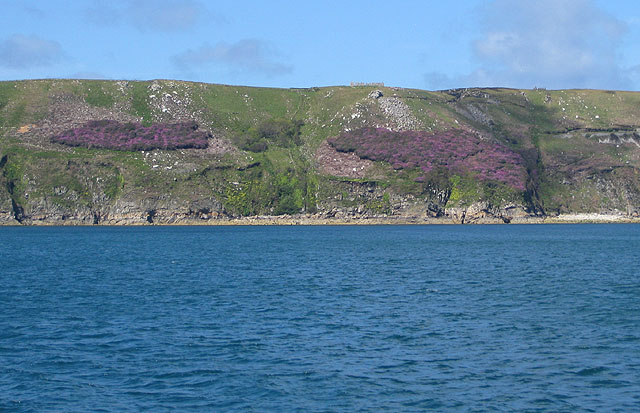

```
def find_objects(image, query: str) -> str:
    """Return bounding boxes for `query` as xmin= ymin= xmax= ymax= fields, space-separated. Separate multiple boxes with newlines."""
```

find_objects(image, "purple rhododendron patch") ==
xmin=328 ymin=127 xmax=527 ymax=190
xmin=52 ymin=120 xmax=210 ymax=151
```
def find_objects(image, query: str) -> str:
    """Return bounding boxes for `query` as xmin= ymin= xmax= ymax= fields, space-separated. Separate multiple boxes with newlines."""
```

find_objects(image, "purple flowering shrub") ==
xmin=328 ymin=127 xmax=527 ymax=190
xmin=52 ymin=120 xmax=210 ymax=151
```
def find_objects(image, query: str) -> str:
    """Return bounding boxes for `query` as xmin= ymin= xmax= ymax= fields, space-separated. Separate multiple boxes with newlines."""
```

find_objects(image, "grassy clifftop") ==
xmin=1 ymin=79 xmax=639 ymax=224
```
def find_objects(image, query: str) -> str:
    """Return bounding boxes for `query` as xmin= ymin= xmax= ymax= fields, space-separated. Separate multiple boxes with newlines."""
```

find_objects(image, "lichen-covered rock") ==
xmin=0 ymin=190 xmax=16 ymax=223
xmin=368 ymin=90 xmax=383 ymax=99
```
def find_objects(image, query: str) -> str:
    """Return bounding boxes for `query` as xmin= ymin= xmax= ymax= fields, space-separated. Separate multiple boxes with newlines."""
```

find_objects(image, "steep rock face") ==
xmin=317 ymin=178 xmax=453 ymax=219
xmin=103 ymin=196 xmax=224 ymax=224
xmin=542 ymin=167 xmax=640 ymax=216
xmin=10 ymin=176 xmax=227 ymax=225
xmin=445 ymin=202 xmax=531 ymax=224
xmin=314 ymin=177 xmax=533 ymax=223
xmin=0 ymin=189 xmax=16 ymax=223
xmin=0 ymin=153 xmax=19 ymax=223
xmin=11 ymin=194 xmax=226 ymax=225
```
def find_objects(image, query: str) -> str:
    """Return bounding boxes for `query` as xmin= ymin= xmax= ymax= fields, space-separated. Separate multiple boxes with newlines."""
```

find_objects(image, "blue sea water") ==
xmin=1 ymin=224 xmax=639 ymax=412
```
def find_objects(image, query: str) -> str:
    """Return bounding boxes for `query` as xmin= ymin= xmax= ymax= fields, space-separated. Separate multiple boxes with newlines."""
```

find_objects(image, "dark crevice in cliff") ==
xmin=146 ymin=209 xmax=156 ymax=224
xmin=10 ymin=198 xmax=25 ymax=223
xmin=6 ymin=181 xmax=25 ymax=223
xmin=524 ymin=153 xmax=545 ymax=216
xmin=544 ymin=126 xmax=638 ymax=135
xmin=1 ymin=155 xmax=25 ymax=223
xmin=191 ymin=208 xmax=211 ymax=219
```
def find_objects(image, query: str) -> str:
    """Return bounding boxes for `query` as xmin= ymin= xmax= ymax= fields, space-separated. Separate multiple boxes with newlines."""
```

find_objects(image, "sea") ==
xmin=1 ymin=224 xmax=639 ymax=412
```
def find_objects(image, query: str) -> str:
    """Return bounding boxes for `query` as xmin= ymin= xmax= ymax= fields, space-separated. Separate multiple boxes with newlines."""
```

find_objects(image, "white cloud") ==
xmin=0 ymin=34 xmax=65 ymax=69
xmin=85 ymin=1 xmax=122 ymax=26
xmin=128 ymin=0 xmax=208 ymax=32
xmin=427 ymin=0 xmax=635 ymax=90
xmin=172 ymin=39 xmax=293 ymax=77
xmin=84 ymin=0 xmax=214 ymax=32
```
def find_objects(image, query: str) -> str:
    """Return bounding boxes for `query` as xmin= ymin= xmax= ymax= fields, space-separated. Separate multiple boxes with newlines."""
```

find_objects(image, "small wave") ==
xmin=575 ymin=366 xmax=608 ymax=376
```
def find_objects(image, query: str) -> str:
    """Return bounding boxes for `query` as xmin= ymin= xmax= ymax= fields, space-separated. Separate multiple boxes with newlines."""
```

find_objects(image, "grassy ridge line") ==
xmin=2 ymin=79 xmax=639 ymax=134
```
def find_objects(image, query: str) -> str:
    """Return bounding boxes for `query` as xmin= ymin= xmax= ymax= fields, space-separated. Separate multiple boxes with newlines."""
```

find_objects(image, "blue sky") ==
xmin=1 ymin=0 xmax=639 ymax=90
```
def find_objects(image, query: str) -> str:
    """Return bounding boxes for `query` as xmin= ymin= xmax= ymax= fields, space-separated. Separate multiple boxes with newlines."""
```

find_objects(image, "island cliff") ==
xmin=1 ymin=79 xmax=639 ymax=225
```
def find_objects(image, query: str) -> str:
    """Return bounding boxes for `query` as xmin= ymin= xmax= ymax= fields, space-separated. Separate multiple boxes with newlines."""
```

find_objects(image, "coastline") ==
xmin=2 ymin=213 xmax=640 ymax=226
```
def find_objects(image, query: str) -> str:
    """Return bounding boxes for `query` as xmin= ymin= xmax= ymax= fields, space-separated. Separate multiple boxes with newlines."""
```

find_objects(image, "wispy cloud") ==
xmin=84 ymin=1 xmax=122 ymax=27
xmin=172 ymin=39 xmax=293 ymax=77
xmin=426 ymin=0 xmax=634 ymax=90
xmin=84 ymin=0 xmax=214 ymax=32
xmin=0 ymin=34 xmax=66 ymax=69
xmin=23 ymin=5 xmax=46 ymax=18
xmin=129 ymin=0 xmax=209 ymax=31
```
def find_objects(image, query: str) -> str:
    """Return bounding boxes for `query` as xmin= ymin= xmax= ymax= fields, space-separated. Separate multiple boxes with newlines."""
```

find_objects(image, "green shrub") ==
xmin=239 ymin=118 xmax=303 ymax=152
xmin=272 ymin=172 xmax=304 ymax=215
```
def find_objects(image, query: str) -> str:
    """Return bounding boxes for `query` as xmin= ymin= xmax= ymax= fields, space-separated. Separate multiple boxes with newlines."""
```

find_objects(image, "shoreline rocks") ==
xmin=2 ymin=211 xmax=638 ymax=226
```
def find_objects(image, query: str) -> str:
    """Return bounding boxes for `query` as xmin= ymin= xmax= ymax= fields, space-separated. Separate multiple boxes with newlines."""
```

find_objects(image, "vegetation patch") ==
xmin=51 ymin=120 xmax=210 ymax=151
xmin=237 ymin=118 xmax=303 ymax=152
xmin=212 ymin=151 xmax=316 ymax=217
xmin=84 ymin=82 xmax=115 ymax=108
xmin=130 ymin=82 xmax=153 ymax=125
xmin=328 ymin=127 xmax=527 ymax=190
xmin=0 ymin=82 xmax=17 ymax=112
xmin=104 ymin=168 xmax=125 ymax=199
xmin=366 ymin=192 xmax=392 ymax=214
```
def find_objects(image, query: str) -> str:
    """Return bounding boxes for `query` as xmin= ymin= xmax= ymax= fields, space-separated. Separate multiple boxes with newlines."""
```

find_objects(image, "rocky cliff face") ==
xmin=1 ymin=80 xmax=639 ymax=224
